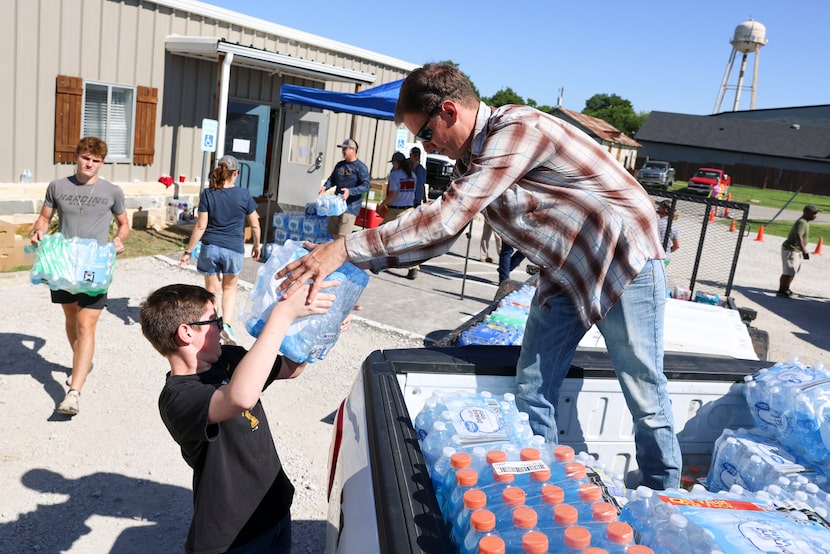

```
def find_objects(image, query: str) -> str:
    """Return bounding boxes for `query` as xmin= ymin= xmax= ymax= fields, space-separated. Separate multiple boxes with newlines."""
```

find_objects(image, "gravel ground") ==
xmin=0 ymin=227 xmax=827 ymax=553
xmin=0 ymin=255 xmax=420 ymax=554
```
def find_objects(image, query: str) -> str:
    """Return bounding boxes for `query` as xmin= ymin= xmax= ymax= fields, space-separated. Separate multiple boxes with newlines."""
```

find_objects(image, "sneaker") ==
xmin=220 ymin=323 xmax=238 ymax=346
xmin=56 ymin=390 xmax=80 ymax=416
xmin=407 ymin=268 xmax=419 ymax=280
xmin=776 ymin=291 xmax=792 ymax=298
xmin=485 ymin=257 xmax=493 ymax=264
xmin=65 ymin=363 xmax=93 ymax=387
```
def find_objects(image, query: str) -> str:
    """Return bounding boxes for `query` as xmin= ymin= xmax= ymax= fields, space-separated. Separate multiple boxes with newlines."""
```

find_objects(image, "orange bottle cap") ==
xmin=582 ymin=548 xmax=609 ymax=554
xmin=563 ymin=526 xmax=591 ymax=550
xmin=493 ymin=470 xmax=515 ymax=483
xmin=521 ymin=531 xmax=549 ymax=554
xmin=512 ymin=506 xmax=538 ymax=529
xmin=464 ymin=489 xmax=487 ymax=510
xmin=578 ymin=483 xmax=602 ymax=502
xmin=520 ymin=447 xmax=541 ymax=461
xmin=477 ymin=535 xmax=505 ymax=554
xmin=564 ymin=462 xmax=587 ymax=480
xmin=553 ymin=444 xmax=575 ymax=462
xmin=541 ymin=484 xmax=565 ymax=505
xmin=487 ymin=449 xmax=507 ymax=464
xmin=456 ymin=468 xmax=478 ymax=487
xmin=470 ymin=509 xmax=496 ymax=532
xmin=502 ymin=486 xmax=527 ymax=507
xmin=626 ymin=546 xmax=655 ymax=554
xmin=591 ymin=502 xmax=617 ymax=522
xmin=450 ymin=452 xmax=472 ymax=468
xmin=553 ymin=503 xmax=578 ymax=525
xmin=530 ymin=468 xmax=551 ymax=482
xmin=606 ymin=521 xmax=634 ymax=544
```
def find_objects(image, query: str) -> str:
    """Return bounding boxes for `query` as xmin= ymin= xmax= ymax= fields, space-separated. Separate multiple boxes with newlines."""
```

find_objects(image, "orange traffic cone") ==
xmin=708 ymin=209 xmax=715 ymax=222
xmin=729 ymin=219 xmax=736 ymax=232
xmin=815 ymin=236 xmax=824 ymax=255
xmin=755 ymin=225 xmax=765 ymax=242
xmin=724 ymin=193 xmax=732 ymax=218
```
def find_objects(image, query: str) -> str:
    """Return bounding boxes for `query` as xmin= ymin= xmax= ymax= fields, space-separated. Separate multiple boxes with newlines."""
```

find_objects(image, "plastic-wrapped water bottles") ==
xmin=744 ymin=357 xmax=830 ymax=465
xmin=461 ymin=509 xmax=500 ymax=554
xmin=445 ymin=468 xmax=480 ymax=524
xmin=422 ymin=421 xmax=453 ymax=467
xmin=241 ymin=240 xmax=368 ymax=363
xmin=593 ymin=521 xmax=634 ymax=554
xmin=500 ymin=506 xmax=539 ymax=554
xmin=451 ymin=489 xmax=488 ymax=546
xmin=562 ymin=525 xmax=591 ymax=552
xmin=430 ymin=446 xmax=457 ymax=508
xmin=706 ymin=428 xmax=822 ymax=493
xmin=315 ymin=194 xmax=347 ymax=216
xmin=519 ymin=531 xmax=548 ymax=554
xmin=30 ymin=233 xmax=117 ymax=295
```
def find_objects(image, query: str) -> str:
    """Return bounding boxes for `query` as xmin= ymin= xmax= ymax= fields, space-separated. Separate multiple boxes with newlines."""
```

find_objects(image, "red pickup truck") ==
xmin=687 ymin=167 xmax=731 ymax=197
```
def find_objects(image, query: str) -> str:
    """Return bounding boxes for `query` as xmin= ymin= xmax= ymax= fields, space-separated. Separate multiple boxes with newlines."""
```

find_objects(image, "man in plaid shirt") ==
xmin=278 ymin=63 xmax=680 ymax=490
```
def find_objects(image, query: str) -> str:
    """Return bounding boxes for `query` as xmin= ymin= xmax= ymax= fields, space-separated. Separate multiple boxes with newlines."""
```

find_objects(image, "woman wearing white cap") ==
xmin=180 ymin=155 xmax=261 ymax=343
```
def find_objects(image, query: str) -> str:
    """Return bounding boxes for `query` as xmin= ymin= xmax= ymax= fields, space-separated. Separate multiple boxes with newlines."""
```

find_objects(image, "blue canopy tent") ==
xmin=279 ymin=79 xmax=402 ymax=121
xmin=279 ymin=79 xmax=403 ymax=177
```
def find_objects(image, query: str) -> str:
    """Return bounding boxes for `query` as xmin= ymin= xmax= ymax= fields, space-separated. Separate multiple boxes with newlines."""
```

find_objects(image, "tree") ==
xmin=582 ymin=93 xmax=648 ymax=136
xmin=485 ymin=87 xmax=525 ymax=107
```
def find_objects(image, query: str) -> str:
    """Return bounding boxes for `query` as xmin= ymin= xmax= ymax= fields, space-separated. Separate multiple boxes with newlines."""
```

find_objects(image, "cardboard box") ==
xmin=0 ymin=219 xmax=16 ymax=247
xmin=0 ymin=238 xmax=35 ymax=271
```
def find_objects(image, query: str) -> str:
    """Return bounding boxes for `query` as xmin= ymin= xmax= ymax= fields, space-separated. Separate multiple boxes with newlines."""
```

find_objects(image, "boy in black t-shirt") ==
xmin=139 ymin=282 xmax=334 ymax=553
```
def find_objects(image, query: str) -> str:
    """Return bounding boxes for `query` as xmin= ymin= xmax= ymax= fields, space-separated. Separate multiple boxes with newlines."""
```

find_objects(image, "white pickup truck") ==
xmin=325 ymin=295 xmax=771 ymax=553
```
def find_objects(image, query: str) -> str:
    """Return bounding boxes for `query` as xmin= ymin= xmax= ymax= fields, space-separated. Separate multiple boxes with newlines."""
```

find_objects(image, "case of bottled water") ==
xmin=241 ymin=240 xmax=368 ymax=363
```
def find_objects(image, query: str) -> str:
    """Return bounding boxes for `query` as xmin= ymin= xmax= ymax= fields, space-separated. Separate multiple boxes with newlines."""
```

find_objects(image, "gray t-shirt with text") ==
xmin=44 ymin=176 xmax=126 ymax=244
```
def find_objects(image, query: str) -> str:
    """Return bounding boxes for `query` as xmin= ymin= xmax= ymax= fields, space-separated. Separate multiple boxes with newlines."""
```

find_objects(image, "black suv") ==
xmin=425 ymin=154 xmax=454 ymax=199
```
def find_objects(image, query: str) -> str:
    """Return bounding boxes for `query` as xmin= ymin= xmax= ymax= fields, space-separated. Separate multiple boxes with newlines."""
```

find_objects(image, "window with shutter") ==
xmin=54 ymin=75 xmax=157 ymax=166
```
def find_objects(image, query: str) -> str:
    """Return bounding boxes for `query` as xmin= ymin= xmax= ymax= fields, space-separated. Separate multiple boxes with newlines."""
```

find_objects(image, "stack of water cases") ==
xmin=414 ymin=390 xmax=643 ymax=553
xmin=240 ymin=240 xmax=368 ymax=363
xmin=29 ymin=232 xmax=117 ymax=295
xmin=270 ymin=203 xmax=331 ymax=247
xmin=621 ymin=485 xmax=830 ymax=553
xmin=459 ymin=286 xmax=535 ymax=346
xmin=743 ymin=357 xmax=830 ymax=467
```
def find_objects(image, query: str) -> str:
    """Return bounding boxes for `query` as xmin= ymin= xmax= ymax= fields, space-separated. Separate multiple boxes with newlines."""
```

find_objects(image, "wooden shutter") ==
xmin=54 ymin=75 xmax=83 ymax=163
xmin=133 ymin=86 xmax=157 ymax=165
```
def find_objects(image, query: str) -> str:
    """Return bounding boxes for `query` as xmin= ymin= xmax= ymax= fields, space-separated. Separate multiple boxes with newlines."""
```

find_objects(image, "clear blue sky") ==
xmin=200 ymin=0 xmax=826 ymax=116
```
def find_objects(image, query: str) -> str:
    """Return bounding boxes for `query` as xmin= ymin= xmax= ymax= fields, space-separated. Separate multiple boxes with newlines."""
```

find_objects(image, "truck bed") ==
xmin=347 ymin=346 xmax=772 ymax=553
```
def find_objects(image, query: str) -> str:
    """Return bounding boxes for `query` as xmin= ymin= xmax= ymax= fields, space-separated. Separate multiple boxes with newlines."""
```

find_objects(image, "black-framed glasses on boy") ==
xmin=415 ymin=99 xmax=445 ymax=142
xmin=186 ymin=316 xmax=223 ymax=330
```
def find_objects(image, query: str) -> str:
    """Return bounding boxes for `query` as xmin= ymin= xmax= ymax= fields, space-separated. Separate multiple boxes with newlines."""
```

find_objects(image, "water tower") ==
xmin=713 ymin=19 xmax=768 ymax=113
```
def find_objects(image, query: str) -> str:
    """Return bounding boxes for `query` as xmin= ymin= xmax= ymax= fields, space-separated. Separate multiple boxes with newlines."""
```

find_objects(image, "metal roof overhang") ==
xmin=164 ymin=35 xmax=377 ymax=85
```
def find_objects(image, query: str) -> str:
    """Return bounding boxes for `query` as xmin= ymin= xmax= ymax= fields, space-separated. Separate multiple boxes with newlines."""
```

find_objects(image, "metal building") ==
xmin=1 ymin=0 xmax=418 ymax=220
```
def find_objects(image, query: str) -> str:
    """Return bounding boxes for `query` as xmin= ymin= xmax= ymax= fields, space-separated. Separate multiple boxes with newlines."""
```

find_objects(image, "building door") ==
xmin=225 ymin=102 xmax=270 ymax=197
xmin=277 ymin=110 xmax=329 ymax=207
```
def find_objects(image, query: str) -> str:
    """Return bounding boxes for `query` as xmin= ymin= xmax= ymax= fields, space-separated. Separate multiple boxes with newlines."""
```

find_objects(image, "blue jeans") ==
xmin=515 ymin=260 xmax=680 ymax=489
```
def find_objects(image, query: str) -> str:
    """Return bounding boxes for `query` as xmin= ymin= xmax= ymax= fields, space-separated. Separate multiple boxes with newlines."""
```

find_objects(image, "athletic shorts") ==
xmin=50 ymin=289 xmax=108 ymax=310
xmin=197 ymin=244 xmax=244 ymax=276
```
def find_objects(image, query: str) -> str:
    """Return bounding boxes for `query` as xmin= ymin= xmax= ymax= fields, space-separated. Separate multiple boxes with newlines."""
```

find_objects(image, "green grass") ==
xmin=3 ymin=228 xmax=189 ymax=273
xmin=677 ymin=183 xmax=830 ymax=243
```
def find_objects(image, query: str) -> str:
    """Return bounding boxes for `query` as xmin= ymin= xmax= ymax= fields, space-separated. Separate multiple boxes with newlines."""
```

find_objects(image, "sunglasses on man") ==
xmin=415 ymin=99 xmax=445 ymax=142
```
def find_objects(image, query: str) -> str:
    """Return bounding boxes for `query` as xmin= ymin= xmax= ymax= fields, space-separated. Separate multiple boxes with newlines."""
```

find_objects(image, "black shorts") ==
xmin=50 ymin=289 xmax=108 ymax=310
